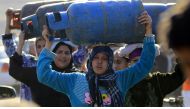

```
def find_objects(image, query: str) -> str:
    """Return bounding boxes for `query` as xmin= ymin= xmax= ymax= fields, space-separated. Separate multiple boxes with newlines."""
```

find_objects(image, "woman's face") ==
xmin=54 ymin=45 xmax=72 ymax=69
xmin=36 ymin=39 xmax=46 ymax=56
xmin=113 ymin=53 xmax=129 ymax=71
xmin=92 ymin=52 xmax=108 ymax=75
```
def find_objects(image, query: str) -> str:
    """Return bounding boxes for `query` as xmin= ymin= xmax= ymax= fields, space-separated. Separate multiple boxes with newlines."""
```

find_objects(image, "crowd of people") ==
xmin=0 ymin=0 xmax=190 ymax=107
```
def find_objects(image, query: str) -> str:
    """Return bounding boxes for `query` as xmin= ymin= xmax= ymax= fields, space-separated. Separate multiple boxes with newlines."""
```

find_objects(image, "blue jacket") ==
xmin=37 ymin=36 xmax=156 ymax=107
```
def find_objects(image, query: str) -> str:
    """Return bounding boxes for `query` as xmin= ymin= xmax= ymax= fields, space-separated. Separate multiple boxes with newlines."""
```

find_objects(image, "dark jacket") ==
xmin=125 ymin=64 xmax=184 ymax=107
xmin=9 ymin=52 xmax=71 ymax=107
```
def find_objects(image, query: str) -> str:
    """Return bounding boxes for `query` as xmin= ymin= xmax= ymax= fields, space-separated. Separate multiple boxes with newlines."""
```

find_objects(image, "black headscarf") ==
xmin=51 ymin=41 xmax=77 ymax=107
xmin=51 ymin=41 xmax=76 ymax=73
xmin=86 ymin=46 xmax=124 ymax=107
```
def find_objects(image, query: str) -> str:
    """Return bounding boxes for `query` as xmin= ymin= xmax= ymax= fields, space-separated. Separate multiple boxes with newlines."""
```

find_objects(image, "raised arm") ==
xmin=2 ymin=8 xmax=17 ymax=57
xmin=8 ymin=30 xmax=37 ymax=85
xmin=116 ymin=11 xmax=156 ymax=92
xmin=37 ymin=26 xmax=77 ymax=94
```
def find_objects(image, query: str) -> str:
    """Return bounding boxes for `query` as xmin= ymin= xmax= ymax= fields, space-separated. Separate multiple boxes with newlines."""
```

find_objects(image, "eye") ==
xmin=102 ymin=58 xmax=107 ymax=61
xmin=102 ymin=56 xmax=108 ymax=61
xmin=57 ymin=50 xmax=63 ymax=54
xmin=64 ymin=51 xmax=71 ymax=55
xmin=37 ymin=45 xmax=41 ymax=49
xmin=94 ymin=56 xmax=99 ymax=60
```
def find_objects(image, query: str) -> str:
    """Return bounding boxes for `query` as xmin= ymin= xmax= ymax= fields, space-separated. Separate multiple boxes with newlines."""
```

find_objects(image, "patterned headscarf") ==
xmin=72 ymin=46 xmax=88 ymax=68
xmin=86 ymin=46 xmax=124 ymax=107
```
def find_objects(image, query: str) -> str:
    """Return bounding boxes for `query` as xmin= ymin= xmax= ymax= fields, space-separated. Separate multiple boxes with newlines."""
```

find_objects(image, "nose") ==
xmin=97 ymin=58 xmax=102 ymax=64
xmin=61 ymin=53 xmax=67 ymax=59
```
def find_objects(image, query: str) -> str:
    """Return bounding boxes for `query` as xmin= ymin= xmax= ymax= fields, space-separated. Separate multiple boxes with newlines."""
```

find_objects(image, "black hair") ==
xmin=52 ymin=41 xmax=73 ymax=53
xmin=168 ymin=5 xmax=190 ymax=50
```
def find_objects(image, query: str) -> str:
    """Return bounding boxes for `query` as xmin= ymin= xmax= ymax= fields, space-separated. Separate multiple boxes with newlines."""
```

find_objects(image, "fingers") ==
xmin=6 ymin=8 xmax=14 ymax=17
xmin=138 ymin=17 xmax=150 ymax=24
xmin=138 ymin=11 xmax=152 ymax=25
xmin=138 ymin=11 xmax=148 ymax=19
xmin=6 ymin=8 xmax=20 ymax=17
xmin=140 ymin=21 xmax=150 ymax=25
xmin=138 ymin=17 xmax=148 ymax=23
xmin=42 ymin=25 xmax=49 ymax=41
xmin=138 ymin=11 xmax=153 ymax=35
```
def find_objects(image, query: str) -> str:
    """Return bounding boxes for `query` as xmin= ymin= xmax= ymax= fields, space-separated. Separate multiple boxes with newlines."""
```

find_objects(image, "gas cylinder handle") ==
xmin=45 ymin=11 xmax=69 ymax=30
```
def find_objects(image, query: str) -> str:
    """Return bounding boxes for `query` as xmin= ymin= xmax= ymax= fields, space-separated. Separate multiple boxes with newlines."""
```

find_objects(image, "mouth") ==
xmin=58 ymin=58 xmax=65 ymax=62
xmin=96 ymin=66 xmax=103 ymax=70
xmin=58 ymin=59 xmax=66 ymax=64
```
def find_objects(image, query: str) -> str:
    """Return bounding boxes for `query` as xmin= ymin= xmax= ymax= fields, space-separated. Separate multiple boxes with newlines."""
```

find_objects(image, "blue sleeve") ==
xmin=37 ymin=48 xmax=78 ymax=95
xmin=22 ymin=54 xmax=37 ymax=67
xmin=2 ymin=34 xmax=37 ymax=67
xmin=2 ymin=34 xmax=17 ymax=57
xmin=116 ymin=36 xmax=156 ymax=93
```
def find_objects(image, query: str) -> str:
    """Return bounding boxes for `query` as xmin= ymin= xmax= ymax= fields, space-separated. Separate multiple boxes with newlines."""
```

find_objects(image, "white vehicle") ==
xmin=0 ymin=46 xmax=18 ymax=86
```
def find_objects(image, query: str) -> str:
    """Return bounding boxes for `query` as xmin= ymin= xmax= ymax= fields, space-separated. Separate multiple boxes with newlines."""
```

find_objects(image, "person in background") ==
xmin=1 ymin=8 xmax=74 ymax=107
xmin=8 ymin=31 xmax=76 ymax=106
xmin=28 ymin=41 xmax=36 ymax=57
xmin=1 ymin=8 xmax=34 ymax=101
xmin=158 ymin=0 xmax=190 ymax=107
xmin=73 ymin=45 xmax=89 ymax=72
xmin=114 ymin=43 xmax=184 ymax=106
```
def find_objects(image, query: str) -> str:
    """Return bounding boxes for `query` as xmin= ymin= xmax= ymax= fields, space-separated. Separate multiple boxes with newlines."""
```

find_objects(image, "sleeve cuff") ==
xmin=14 ymin=52 xmax=23 ymax=58
xmin=143 ymin=35 xmax=155 ymax=44
xmin=2 ymin=33 xmax=13 ymax=40
xmin=11 ymin=52 xmax=23 ymax=65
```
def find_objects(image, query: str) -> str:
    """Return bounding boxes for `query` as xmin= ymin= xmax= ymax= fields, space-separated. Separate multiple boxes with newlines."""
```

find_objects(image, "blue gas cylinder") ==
xmin=46 ymin=0 xmax=145 ymax=45
xmin=21 ymin=0 xmax=63 ymax=18
xmin=21 ymin=2 xmax=72 ymax=39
